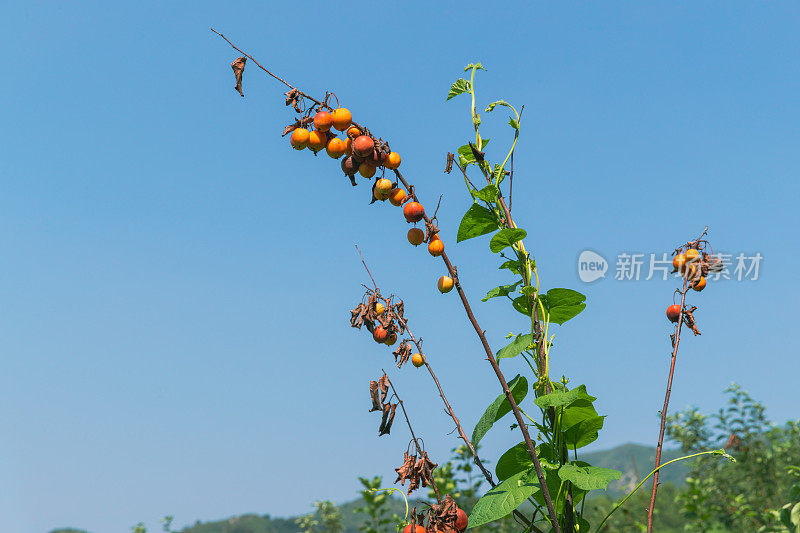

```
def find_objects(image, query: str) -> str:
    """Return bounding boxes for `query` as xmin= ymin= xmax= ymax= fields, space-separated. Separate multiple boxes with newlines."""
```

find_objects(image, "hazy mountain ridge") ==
xmin=48 ymin=443 xmax=686 ymax=533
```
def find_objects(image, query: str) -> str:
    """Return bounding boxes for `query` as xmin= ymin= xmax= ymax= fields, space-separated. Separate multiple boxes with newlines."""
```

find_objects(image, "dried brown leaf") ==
xmin=284 ymin=88 xmax=301 ymax=113
xmin=378 ymin=373 xmax=389 ymax=404
xmin=369 ymin=380 xmax=382 ymax=412
xmin=231 ymin=57 xmax=246 ymax=97
xmin=445 ymin=152 xmax=455 ymax=174
xmin=393 ymin=340 xmax=412 ymax=368
xmin=379 ymin=403 xmax=397 ymax=436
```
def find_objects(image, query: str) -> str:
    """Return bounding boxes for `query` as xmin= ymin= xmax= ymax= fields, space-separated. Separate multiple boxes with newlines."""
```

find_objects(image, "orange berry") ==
xmin=290 ymin=128 xmax=310 ymax=150
xmin=667 ymin=304 xmax=681 ymax=323
xmin=411 ymin=353 xmax=425 ymax=367
xmin=326 ymin=137 xmax=346 ymax=159
xmin=374 ymin=302 xmax=385 ymax=315
xmin=672 ymin=253 xmax=687 ymax=272
xmin=692 ymin=276 xmax=707 ymax=292
xmin=429 ymin=232 xmax=441 ymax=241
xmin=307 ymin=130 xmax=327 ymax=152
xmin=375 ymin=178 xmax=393 ymax=195
xmin=373 ymin=326 xmax=388 ymax=343
xmin=407 ymin=228 xmax=425 ymax=246
xmin=389 ymin=188 xmax=407 ymax=206
xmin=438 ymin=276 xmax=454 ymax=293
xmin=347 ymin=126 xmax=361 ymax=138
xmin=332 ymin=108 xmax=352 ymax=131
xmin=455 ymin=508 xmax=468 ymax=532
xmin=428 ymin=239 xmax=444 ymax=257
xmin=353 ymin=135 xmax=375 ymax=157
xmin=344 ymin=137 xmax=353 ymax=156
xmin=384 ymin=333 xmax=398 ymax=346
xmin=685 ymin=248 xmax=700 ymax=263
xmin=313 ymin=111 xmax=334 ymax=132
xmin=403 ymin=202 xmax=425 ymax=223
xmin=359 ymin=162 xmax=376 ymax=179
xmin=385 ymin=151 xmax=402 ymax=170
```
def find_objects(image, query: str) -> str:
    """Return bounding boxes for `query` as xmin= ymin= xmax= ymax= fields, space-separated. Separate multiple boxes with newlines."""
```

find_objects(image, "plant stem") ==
xmin=393 ymin=172 xmax=561 ymax=533
xmin=646 ymin=277 xmax=689 ymax=532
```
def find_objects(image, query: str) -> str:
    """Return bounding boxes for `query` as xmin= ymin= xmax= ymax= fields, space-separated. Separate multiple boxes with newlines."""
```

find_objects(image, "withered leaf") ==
xmin=379 ymin=403 xmax=397 ymax=436
xmin=468 ymin=141 xmax=485 ymax=162
xmin=369 ymin=380 xmax=382 ymax=412
xmin=350 ymin=303 xmax=365 ymax=329
xmin=683 ymin=306 xmax=701 ymax=336
xmin=284 ymin=88 xmax=301 ymax=112
xmin=231 ymin=57 xmax=246 ymax=97
xmin=378 ymin=373 xmax=389 ymax=404
xmin=393 ymin=340 xmax=412 ymax=368
xmin=394 ymin=300 xmax=405 ymax=329
xmin=378 ymin=402 xmax=392 ymax=435
xmin=394 ymin=451 xmax=415 ymax=486
xmin=445 ymin=152 xmax=455 ymax=174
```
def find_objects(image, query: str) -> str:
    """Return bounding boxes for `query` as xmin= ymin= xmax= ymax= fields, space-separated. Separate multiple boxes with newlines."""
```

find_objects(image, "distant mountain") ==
xmin=50 ymin=443 xmax=688 ymax=533
xmin=581 ymin=442 xmax=688 ymax=496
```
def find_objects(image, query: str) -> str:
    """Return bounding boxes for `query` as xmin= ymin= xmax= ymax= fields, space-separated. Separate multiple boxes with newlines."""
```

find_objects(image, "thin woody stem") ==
xmin=383 ymin=372 xmax=442 ymax=502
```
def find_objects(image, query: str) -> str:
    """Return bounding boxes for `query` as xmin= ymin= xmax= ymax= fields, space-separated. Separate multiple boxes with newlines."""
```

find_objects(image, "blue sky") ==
xmin=1 ymin=2 xmax=798 ymax=532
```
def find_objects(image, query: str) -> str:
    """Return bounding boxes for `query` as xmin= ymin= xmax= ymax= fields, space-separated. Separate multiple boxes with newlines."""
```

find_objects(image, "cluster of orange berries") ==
xmin=372 ymin=302 xmax=427 ymax=368
xmin=402 ymin=507 xmax=468 ymax=533
xmin=289 ymin=108 xmax=401 ymax=179
xmin=666 ymin=247 xmax=707 ymax=323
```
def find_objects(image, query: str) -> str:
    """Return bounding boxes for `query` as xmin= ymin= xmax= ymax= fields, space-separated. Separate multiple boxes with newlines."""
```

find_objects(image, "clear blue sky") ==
xmin=1 ymin=2 xmax=798 ymax=532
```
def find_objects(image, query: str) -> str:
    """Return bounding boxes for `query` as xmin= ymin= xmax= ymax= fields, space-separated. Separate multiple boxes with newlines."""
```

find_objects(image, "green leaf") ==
xmin=467 ymin=469 xmax=538 ymax=529
xmin=499 ymin=260 xmax=521 ymax=275
xmin=534 ymin=385 xmax=596 ymax=410
xmin=471 ymin=375 xmax=528 ymax=447
xmin=464 ymin=62 xmax=486 ymax=72
xmin=447 ymin=79 xmax=472 ymax=101
xmin=457 ymin=144 xmax=476 ymax=165
xmin=563 ymin=415 xmax=605 ymax=449
xmin=479 ymin=137 xmax=490 ymax=150
xmin=512 ymin=296 xmax=532 ymax=317
xmin=495 ymin=442 xmax=533 ymax=481
xmin=457 ymin=204 xmax=500 ymax=242
xmin=473 ymin=184 xmax=499 ymax=204
xmin=509 ymin=117 xmax=520 ymax=130
xmin=485 ymin=100 xmax=511 ymax=113
xmin=558 ymin=463 xmax=622 ymax=491
xmin=482 ymin=280 xmax=522 ymax=302
xmin=496 ymin=334 xmax=534 ymax=360
xmin=539 ymin=288 xmax=587 ymax=325
xmin=561 ymin=399 xmax=599 ymax=431
xmin=489 ymin=228 xmax=527 ymax=253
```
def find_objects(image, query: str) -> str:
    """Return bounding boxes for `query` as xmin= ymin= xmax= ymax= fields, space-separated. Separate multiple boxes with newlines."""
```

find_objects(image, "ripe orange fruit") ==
xmin=411 ymin=353 xmax=425 ymax=367
xmin=347 ymin=126 xmax=361 ymax=138
xmin=374 ymin=302 xmax=385 ymax=315
xmin=290 ymin=128 xmax=310 ymax=150
xmin=429 ymin=232 xmax=441 ymax=241
xmin=385 ymin=151 xmax=402 ymax=170
xmin=692 ymin=276 xmax=707 ymax=292
xmin=373 ymin=326 xmax=388 ymax=343
xmin=344 ymin=137 xmax=353 ymax=156
xmin=438 ymin=276 xmax=454 ymax=293
xmin=326 ymin=137 xmax=346 ymax=159
xmin=455 ymin=508 xmax=468 ymax=532
xmin=666 ymin=304 xmax=681 ymax=323
xmin=384 ymin=333 xmax=398 ymax=346
xmin=407 ymin=228 xmax=425 ymax=246
xmin=313 ymin=111 xmax=334 ymax=132
xmin=359 ymin=162 xmax=376 ymax=179
xmin=353 ymin=135 xmax=375 ymax=158
xmin=685 ymin=248 xmax=700 ymax=263
xmin=672 ymin=253 xmax=686 ymax=272
xmin=332 ymin=108 xmax=352 ymax=131
xmin=341 ymin=156 xmax=359 ymax=176
xmin=389 ymin=188 xmax=407 ymax=206
xmin=308 ymin=130 xmax=327 ymax=152
xmin=428 ymin=239 xmax=444 ymax=257
xmin=402 ymin=525 xmax=425 ymax=533
xmin=403 ymin=202 xmax=425 ymax=223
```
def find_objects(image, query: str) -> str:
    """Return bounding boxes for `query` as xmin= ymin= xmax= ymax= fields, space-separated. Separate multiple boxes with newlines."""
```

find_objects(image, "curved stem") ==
xmin=595 ymin=449 xmax=733 ymax=532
